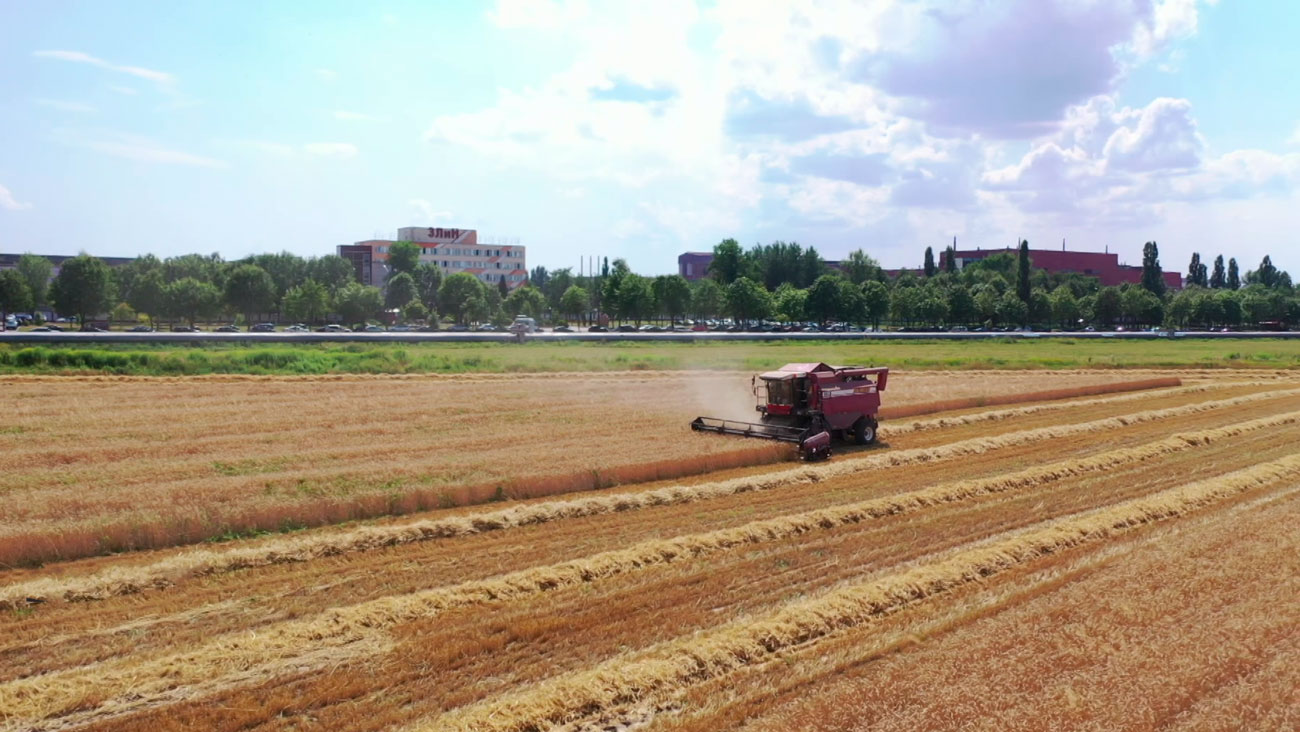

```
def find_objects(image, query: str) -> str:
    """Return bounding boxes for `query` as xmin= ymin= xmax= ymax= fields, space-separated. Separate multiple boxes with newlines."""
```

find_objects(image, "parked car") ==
xmin=587 ymin=325 xmax=608 ymax=332
xmin=284 ymin=323 xmax=309 ymax=332
xmin=29 ymin=326 xmax=53 ymax=332
xmin=171 ymin=325 xmax=200 ymax=332
xmin=474 ymin=323 xmax=498 ymax=332
xmin=638 ymin=324 xmax=664 ymax=332
xmin=358 ymin=324 xmax=386 ymax=332
xmin=127 ymin=325 xmax=154 ymax=332
xmin=214 ymin=324 xmax=240 ymax=332
xmin=448 ymin=324 xmax=470 ymax=332
xmin=553 ymin=325 xmax=573 ymax=333
xmin=250 ymin=323 xmax=276 ymax=332
xmin=389 ymin=324 xmax=416 ymax=332
xmin=615 ymin=324 xmax=637 ymax=332
xmin=418 ymin=324 xmax=440 ymax=332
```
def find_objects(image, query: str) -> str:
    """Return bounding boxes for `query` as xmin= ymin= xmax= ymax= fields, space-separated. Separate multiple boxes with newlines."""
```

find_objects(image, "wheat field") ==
xmin=1 ymin=369 xmax=1297 ymax=731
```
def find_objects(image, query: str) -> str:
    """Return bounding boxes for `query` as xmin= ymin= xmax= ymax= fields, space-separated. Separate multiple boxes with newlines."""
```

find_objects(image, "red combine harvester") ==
xmin=690 ymin=362 xmax=889 ymax=461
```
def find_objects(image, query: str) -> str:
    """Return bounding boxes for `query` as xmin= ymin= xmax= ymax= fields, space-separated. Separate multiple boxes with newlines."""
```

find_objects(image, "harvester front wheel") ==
xmin=853 ymin=418 xmax=877 ymax=445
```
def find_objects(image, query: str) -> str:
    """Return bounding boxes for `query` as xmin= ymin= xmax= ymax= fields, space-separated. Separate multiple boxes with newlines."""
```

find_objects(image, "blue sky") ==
xmin=2 ymin=0 xmax=1298 ymax=276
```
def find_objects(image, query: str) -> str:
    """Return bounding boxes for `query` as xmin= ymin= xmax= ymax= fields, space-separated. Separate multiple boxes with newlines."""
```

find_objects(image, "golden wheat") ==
xmin=420 ymin=455 xmax=1300 ymax=732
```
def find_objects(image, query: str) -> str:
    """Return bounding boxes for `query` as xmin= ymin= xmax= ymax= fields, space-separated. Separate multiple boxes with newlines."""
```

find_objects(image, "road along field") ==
xmin=0 ymin=369 xmax=1166 ymax=566
xmin=1 ymin=371 xmax=1297 ymax=731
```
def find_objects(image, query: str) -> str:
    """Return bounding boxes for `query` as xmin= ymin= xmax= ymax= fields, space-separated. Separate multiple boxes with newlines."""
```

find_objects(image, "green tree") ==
xmin=413 ymin=262 xmax=443 ymax=311
xmin=386 ymin=241 xmax=421 ymax=278
xmin=1246 ymin=255 xmax=1282 ymax=288
xmin=1191 ymin=289 xmax=1223 ymax=327
xmin=113 ymin=254 xmax=161 ymax=308
xmin=890 ymin=286 xmax=922 ymax=327
xmin=947 ymin=284 xmax=976 ymax=326
xmin=1121 ymin=286 xmax=1163 ymax=327
xmin=923 ymin=246 xmax=936 ymax=277
xmin=1187 ymin=252 xmax=1207 ymax=288
xmin=402 ymin=299 xmax=429 ymax=324
xmin=384 ymin=271 xmax=419 ymax=310
xmin=917 ymin=285 xmax=948 ymax=326
xmin=974 ymin=286 xmax=1000 ymax=326
xmin=997 ymin=290 xmax=1028 ymax=327
xmin=1209 ymin=255 xmax=1226 ymax=289
xmin=223 ymin=264 xmax=277 ymax=325
xmin=1140 ymin=241 xmax=1166 ymax=296
xmin=1049 ymin=285 xmax=1080 ymax=329
xmin=163 ymin=277 xmax=220 ymax=327
xmin=837 ymin=278 xmax=866 ymax=325
xmin=772 ymin=283 xmax=807 ymax=323
xmin=165 ymin=253 xmax=226 ymax=288
xmin=1217 ymin=290 xmax=1242 ymax=327
xmin=860 ymin=280 xmax=890 ymax=331
xmin=806 ymin=274 xmax=843 ymax=326
xmin=1016 ymin=240 xmax=1031 ymax=303
xmin=529 ymin=266 xmax=549 ymax=289
xmin=691 ymin=278 xmax=725 ymax=320
xmin=724 ymin=276 xmax=771 ymax=324
xmin=334 ymin=282 xmax=384 ymax=327
xmin=1165 ymin=289 xmax=1193 ymax=328
xmin=439 ymin=273 xmax=487 ymax=325
xmin=708 ymin=238 xmax=744 ymax=285
xmin=49 ymin=254 xmax=116 ymax=325
xmin=504 ymin=285 xmax=546 ymax=319
xmin=559 ymin=285 xmax=589 ymax=324
xmin=1092 ymin=286 xmax=1122 ymax=327
xmin=616 ymin=274 xmax=654 ymax=325
xmin=545 ymin=268 xmax=574 ymax=311
xmin=1227 ymin=258 xmax=1240 ymax=290
xmin=127 ymin=269 xmax=166 ymax=326
xmin=944 ymin=244 xmax=957 ymax=274
xmin=244 ymin=252 xmax=306 ymax=299
xmin=16 ymin=253 xmax=53 ymax=310
xmin=307 ymin=255 xmax=357 ymax=295
xmin=651 ymin=274 xmax=691 ymax=324
xmin=497 ymin=277 xmax=509 ymax=300
xmin=841 ymin=249 xmax=881 ymax=285
xmin=282 ymin=280 xmax=330 ymax=324
xmin=1028 ymin=288 xmax=1051 ymax=326
xmin=0 ymin=269 xmax=33 ymax=326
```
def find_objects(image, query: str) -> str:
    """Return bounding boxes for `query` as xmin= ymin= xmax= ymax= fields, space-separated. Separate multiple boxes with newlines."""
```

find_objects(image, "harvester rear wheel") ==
xmin=853 ymin=418 xmax=877 ymax=445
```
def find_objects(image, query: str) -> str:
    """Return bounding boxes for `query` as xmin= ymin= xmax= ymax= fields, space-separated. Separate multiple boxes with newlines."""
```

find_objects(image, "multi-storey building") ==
xmin=338 ymin=227 xmax=526 ymax=289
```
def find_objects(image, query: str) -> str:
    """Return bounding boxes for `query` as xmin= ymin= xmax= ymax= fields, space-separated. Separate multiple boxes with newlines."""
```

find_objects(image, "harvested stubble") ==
xmin=419 ymin=455 xmax=1300 ymax=732
xmin=3 ymin=383 xmax=1286 ymax=609
xmin=2 ymin=370 xmax=1137 ymax=566
xmin=3 ymin=407 xmax=1296 ymax=729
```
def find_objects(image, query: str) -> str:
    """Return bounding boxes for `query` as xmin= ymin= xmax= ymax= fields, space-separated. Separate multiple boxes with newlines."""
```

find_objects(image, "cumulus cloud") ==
xmin=863 ymin=1 xmax=1143 ymax=138
xmin=314 ymin=68 xmax=338 ymax=82
xmin=1103 ymin=97 xmax=1203 ymax=172
xmin=0 ymin=184 xmax=33 ymax=211
xmin=33 ymin=50 xmax=174 ymax=84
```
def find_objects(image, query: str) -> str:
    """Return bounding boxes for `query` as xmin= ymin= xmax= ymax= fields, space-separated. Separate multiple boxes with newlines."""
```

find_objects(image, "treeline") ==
xmin=0 ymin=243 xmax=552 ymax=328
xmin=1 ymin=239 xmax=1296 ymax=331
xmin=554 ymin=239 xmax=1298 ymax=330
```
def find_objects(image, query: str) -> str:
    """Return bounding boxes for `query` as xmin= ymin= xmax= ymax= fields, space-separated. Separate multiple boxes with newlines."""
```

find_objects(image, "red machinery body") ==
xmin=691 ymin=363 xmax=889 ymax=460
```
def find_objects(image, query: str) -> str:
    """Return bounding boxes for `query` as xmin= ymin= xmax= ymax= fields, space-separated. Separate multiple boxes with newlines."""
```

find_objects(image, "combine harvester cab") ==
xmin=691 ymin=362 xmax=888 ymax=461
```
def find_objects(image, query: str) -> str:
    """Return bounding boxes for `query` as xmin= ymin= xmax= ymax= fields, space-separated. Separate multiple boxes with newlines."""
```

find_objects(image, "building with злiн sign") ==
xmin=338 ymin=227 xmax=527 ymax=290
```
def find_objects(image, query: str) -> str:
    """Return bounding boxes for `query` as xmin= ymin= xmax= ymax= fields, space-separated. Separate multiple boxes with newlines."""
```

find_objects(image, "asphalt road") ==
xmin=1 ymin=330 xmax=1296 ymax=344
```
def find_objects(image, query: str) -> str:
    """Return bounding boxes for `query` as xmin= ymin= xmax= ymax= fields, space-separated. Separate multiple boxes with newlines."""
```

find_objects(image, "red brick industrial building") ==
xmin=940 ymin=247 xmax=1182 ymax=289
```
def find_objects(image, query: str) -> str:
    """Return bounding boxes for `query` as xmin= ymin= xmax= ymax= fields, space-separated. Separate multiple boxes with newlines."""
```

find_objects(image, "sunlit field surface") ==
xmin=2 ymin=369 xmax=1298 ymax=731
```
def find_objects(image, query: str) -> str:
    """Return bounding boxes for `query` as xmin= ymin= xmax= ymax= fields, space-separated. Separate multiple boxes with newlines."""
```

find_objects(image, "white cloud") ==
xmin=0 ymin=184 xmax=33 ymax=211
xmin=1103 ymin=97 xmax=1203 ymax=172
xmin=1289 ymin=121 xmax=1300 ymax=146
xmin=332 ymin=110 xmax=387 ymax=122
xmin=409 ymin=199 xmax=453 ymax=222
xmin=315 ymin=68 xmax=338 ymax=82
xmin=108 ymin=85 xmax=138 ymax=95
xmin=61 ymin=132 xmax=226 ymax=168
xmin=302 ymin=142 xmax=359 ymax=158
xmin=35 ymin=98 xmax=96 ymax=113
xmin=33 ymin=50 xmax=174 ymax=84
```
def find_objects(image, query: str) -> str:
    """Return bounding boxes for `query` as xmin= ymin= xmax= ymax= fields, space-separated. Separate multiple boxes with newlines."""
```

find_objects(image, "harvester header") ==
xmin=691 ymin=362 xmax=888 ymax=460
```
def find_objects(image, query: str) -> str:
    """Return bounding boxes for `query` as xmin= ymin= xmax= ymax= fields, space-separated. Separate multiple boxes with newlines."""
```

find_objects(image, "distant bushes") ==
xmin=0 ymin=345 xmax=503 ymax=375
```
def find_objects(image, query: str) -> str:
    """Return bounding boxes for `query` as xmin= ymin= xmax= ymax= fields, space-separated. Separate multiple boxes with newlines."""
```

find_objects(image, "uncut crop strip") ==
xmin=7 ymin=384 xmax=1296 ymax=611
xmin=877 ymin=377 xmax=1181 ymax=420
xmin=3 ymin=408 xmax=1296 ymax=731
xmin=883 ymin=380 xmax=1254 ymax=435
xmin=418 ymin=454 xmax=1300 ymax=732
